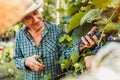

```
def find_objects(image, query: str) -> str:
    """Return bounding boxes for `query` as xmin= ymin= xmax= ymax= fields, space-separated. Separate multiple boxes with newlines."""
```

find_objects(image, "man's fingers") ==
xmin=85 ymin=36 xmax=95 ymax=46
xmin=33 ymin=59 xmax=45 ymax=70
xmin=87 ymin=26 xmax=97 ymax=34
xmin=81 ymin=37 xmax=89 ymax=46
xmin=92 ymin=35 xmax=99 ymax=44
xmin=31 ymin=62 xmax=45 ymax=72
xmin=33 ymin=56 xmax=45 ymax=68
xmin=25 ymin=55 xmax=45 ymax=72
xmin=34 ymin=59 xmax=44 ymax=66
xmin=32 ymin=65 xmax=41 ymax=72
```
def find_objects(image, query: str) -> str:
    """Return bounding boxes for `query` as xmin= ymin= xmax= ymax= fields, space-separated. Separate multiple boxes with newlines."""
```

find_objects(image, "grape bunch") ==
xmin=93 ymin=46 xmax=101 ymax=55
xmin=107 ymin=36 xmax=120 ymax=42
xmin=78 ymin=28 xmax=101 ymax=54
xmin=107 ymin=36 xmax=114 ymax=42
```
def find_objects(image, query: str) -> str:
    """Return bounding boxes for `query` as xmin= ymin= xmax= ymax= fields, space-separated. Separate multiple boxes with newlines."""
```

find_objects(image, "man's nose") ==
xmin=33 ymin=16 xmax=39 ymax=23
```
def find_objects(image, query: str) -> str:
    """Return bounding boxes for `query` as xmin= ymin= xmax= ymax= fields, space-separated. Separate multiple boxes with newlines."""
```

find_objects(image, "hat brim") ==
xmin=25 ymin=3 xmax=42 ymax=15
xmin=19 ymin=0 xmax=43 ymax=22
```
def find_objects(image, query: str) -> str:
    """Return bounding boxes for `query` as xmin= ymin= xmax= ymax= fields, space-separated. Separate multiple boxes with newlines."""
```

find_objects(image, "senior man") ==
xmin=13 ymin=0 xmax=99 ymax=80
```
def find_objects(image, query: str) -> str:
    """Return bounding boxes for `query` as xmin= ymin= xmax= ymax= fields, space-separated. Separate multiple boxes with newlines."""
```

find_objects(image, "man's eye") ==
xmin=34 ymin=10 xmax=38 ymax=15
xmin=25 ymin=16 xmax=31 ymax=20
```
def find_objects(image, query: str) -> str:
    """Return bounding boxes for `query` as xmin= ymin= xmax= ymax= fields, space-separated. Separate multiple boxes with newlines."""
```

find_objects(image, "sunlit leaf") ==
xmin=41 ymin=73 xmax=52 ymax=80
xmin=68 ymin=12 xmax=86 ymax=33
xmin=67 ymin=43 xmax=73 ymax=48
xmin=108 ymin=0 xmax=120 ymax=8
xmin=70 ymin=52 xmax=79 ymax=63
xmin=74 ymin=63 xmax=80 ymax=69
xmin=68 ymin=6 xmax=91 ymax=33
xmin=94 ymin=18 xmax=108 ymax=25
xmin=80 ymin=9 xmax=102 ymax=25
xmin=61 ymin=63 xmax=65 ymax=70
xmin=102 ymin=22 xmax=116 ymax=31
xmin=66 ymin=35 xmax=72 ymax=42
xmin=59 ymin=34 xmax=67 ymax=43
xmin=64 ymin=59 xmax=72 ymax=69
xmin=93 ymin=0 xmax=112 ymax=9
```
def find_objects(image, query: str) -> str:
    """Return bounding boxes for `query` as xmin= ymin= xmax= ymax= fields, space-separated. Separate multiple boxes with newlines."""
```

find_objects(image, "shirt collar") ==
xmin=22 ymin=20 xmax=51 ymax=46
xmin=42 ymin=20 xmax=51 ymax=38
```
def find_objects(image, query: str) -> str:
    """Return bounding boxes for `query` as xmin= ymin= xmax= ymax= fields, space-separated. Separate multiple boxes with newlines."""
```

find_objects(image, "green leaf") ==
xmin=115 ymin=23 xmax=120 ymax=32
xmin=41 ymin=73 xmax=52 ymax=80
xmin=102 ymin=22 xmax=116 ymax=31
xmin=66 ymin=3 xmax=81 ymax=15
xmin=61 ymin=64 xmax=65 ymax=70
xmin=68 ymin=12 xmax=86 ymax=33
xmin=33 ymin=0 xmax=36 ymax=2
xmin=74 ymin=63 xmax=80 ymax=69
xmin=55 ymin=8 xmax=65 ymax=12
xmin=67 ymin=43 xmax=73 ymax=48
xmin=108 ymin=0 xmax=120 ymax=8
xmin=94 ymin=17 xmax=108 ymax=25
xmin=64 ymin=59 xmax=72 ymax=69
xmin=59 ymin=34 xmax=67 ymax=43
xmin=93 ymin=0 xmax=112 ymax=9
xmin=80 ymin=9 xmax=102 ymax=25
xmin=70 ymin=52 xmax=79 ymax=63
xmin=66 ymin=35 xmax=72 ymax=42
xmin=81 ymin=49 xmax=93 ymax=56
xmin=71 ymin=23 xmax=94 ymax=44
xmin=68 ymin=6 xmax=90 ymax=33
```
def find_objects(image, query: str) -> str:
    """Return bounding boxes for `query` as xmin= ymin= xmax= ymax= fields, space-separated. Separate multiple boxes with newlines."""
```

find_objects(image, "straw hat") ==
xmin=24 ymin=0 xmax=43 ymax=15
xmin=0 ymin=0 xmax=43 ymax=35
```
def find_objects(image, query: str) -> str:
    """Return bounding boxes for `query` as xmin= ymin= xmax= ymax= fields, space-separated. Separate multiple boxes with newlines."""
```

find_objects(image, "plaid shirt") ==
xmin=13 ymin=20 xmax=79 ymax=80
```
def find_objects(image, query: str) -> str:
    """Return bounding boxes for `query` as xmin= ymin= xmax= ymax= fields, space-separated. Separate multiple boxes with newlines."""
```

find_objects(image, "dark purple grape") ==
xmin=96 ymin=33 xmax=101 ymax=39
xmin=95 ymin=46 xmax=100 ymax=50
xmin=93 ymin=50 xmax=97 ymax=55
xmin=107 ymin=36 xmax=114 ymax=42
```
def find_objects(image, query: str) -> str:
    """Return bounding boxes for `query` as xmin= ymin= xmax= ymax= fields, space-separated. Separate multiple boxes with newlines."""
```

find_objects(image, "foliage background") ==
xmin=0 ymin=0 xmax=120 ymax=79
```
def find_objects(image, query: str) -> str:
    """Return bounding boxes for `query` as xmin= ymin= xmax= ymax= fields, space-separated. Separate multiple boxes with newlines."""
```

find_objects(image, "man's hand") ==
xmin=25 ymin=55 xmax=45 ymax=72
xmin=79 ymin=26 xmax=99 ymax=51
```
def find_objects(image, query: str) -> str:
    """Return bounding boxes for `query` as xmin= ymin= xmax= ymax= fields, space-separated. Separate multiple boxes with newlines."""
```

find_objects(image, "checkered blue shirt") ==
xmin=13 ymin=20 xmax=79 ymax=80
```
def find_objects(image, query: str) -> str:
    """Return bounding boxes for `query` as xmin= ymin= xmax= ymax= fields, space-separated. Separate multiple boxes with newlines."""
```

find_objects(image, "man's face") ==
xmin=22 ymin=10 xmax=43 ymax=28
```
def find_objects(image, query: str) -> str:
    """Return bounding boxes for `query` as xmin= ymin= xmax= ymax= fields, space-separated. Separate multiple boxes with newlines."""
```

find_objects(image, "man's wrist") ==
xmin=24 ymin=58 xmax=28 ymax=67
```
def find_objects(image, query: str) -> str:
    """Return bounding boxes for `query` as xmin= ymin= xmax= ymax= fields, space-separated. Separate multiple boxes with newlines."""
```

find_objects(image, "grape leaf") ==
xmin=70 ymin=52 xmax=79 ymax=63
xmin=64 ymin=59 xmax=72 ymax=69
xmin=80 ymin=9 xmax=102 ymax=25
xmin=68 ymin=12 xmax=86 ymax=33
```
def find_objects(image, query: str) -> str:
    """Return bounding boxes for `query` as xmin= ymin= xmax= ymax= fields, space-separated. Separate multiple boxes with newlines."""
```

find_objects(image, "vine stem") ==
xmin=98 ymin=30 xmax=104 ymax=46
xmin=98 ymin=7 xmax=118 ymax=45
